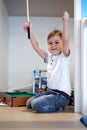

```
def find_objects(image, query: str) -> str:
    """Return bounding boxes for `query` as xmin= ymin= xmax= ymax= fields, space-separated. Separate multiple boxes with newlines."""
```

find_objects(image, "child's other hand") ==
xmin=62 ymin=11 xmax=69 ymax=21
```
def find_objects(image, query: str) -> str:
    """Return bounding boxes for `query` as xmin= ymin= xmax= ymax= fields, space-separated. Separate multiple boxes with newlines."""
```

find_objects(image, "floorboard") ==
xmin=0 ymin=105 xmax=86 ymax=130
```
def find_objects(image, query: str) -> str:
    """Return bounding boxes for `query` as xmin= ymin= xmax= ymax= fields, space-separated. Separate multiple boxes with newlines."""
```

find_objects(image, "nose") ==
xmin=52 ymin=42 xmax=55 ymax=46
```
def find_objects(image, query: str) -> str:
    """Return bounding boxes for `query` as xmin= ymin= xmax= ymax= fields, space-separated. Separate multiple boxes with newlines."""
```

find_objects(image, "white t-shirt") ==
xmin=45 ymin=52 xmax=71 ymax=96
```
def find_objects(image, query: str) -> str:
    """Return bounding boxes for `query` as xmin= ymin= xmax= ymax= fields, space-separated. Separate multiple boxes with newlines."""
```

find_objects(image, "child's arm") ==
xmin=24 ymin=23 xmax=46 ymax=59
xmin=62 ymin=11 xmax=70 ymax=56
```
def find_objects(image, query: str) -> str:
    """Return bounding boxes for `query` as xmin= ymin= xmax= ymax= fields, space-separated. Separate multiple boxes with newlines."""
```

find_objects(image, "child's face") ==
xmin=47 ymin=35 xmax=63 ymax=55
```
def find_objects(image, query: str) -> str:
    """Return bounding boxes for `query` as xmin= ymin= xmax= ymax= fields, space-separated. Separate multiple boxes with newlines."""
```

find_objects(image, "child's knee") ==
xmin=31 ymin=99 xmax=37 ymax=109
xmin=26 ymin=98 xmax=32 ymax=108
xmin=31 ymin=99 xmax=42 ymax=112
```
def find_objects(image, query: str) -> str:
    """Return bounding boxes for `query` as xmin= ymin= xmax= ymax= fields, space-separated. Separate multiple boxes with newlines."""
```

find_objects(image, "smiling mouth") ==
xmin=51 ymin=48 xmax=57 ymax=51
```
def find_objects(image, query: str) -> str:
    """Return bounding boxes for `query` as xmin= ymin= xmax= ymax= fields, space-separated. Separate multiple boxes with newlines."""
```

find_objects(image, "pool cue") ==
xmin=26 ymin=0 xmax=30 ymax=39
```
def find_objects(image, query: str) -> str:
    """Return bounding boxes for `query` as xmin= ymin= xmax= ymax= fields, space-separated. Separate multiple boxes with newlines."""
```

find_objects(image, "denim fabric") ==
xmin=26 ymin=88 xmax=70 ymax=113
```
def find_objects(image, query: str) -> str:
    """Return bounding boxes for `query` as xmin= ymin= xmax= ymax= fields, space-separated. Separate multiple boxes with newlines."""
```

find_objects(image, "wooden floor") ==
xmin=0 ymin=105 xmax=86 ymax=130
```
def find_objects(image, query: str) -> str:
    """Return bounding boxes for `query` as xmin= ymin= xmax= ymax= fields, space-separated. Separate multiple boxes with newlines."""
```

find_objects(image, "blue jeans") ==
xmin=26 ymin=88 xmax=70 ymax=113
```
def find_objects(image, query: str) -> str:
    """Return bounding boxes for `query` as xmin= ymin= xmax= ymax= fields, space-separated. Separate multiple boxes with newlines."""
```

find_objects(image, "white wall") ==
xmin=8 ymin=16 xmax=74 ymax=91
xmin=74 ymin=0 xmax=81 ymax=112
xmin=0 ymin=0 xmax=9 ymax=91
xmin=81 ymin=19 xmax=87 ymax=115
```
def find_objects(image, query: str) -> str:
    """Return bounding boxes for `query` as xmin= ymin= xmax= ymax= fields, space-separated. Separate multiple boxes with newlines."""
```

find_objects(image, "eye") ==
xmin=55 ymin=41 xmax=59 ymax=44
xmin=49 ymin=42 xmax=53 ymax=45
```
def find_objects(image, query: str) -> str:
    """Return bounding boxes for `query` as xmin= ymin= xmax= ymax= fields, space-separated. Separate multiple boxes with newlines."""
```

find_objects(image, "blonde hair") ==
xmin=47 ymin=29 xmax=62 ymax=40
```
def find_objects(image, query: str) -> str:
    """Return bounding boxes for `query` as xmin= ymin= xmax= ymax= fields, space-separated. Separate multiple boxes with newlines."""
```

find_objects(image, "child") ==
xmin=24 ymin=11 xmax=71 ymax=113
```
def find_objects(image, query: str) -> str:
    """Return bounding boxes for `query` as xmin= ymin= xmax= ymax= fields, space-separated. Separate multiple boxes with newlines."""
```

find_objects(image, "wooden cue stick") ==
xmin=26 ymin=0 xmax=29 ymax=23
xmin=26 ymin=0 xmax=30 ymax=39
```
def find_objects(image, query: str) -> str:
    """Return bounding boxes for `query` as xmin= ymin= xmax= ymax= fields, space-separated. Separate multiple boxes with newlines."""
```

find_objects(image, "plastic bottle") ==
xmin=41 ymin=70 xmax=47 ymax=90
xmin=33 ymin=69 xmax=42 ymax=94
